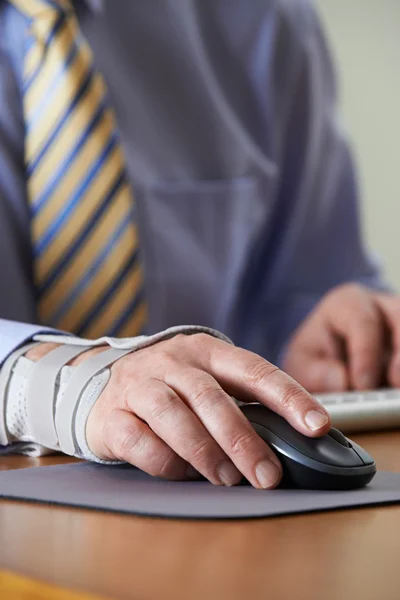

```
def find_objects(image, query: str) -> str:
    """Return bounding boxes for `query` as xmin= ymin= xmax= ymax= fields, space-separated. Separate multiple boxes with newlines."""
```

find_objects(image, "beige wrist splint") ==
xmin=0 ymin=326 xmax=231 ymax=461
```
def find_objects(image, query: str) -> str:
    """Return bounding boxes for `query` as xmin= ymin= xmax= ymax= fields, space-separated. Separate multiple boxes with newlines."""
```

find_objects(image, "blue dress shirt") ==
xmin=0 ymin=0 xmax=384 ymax=367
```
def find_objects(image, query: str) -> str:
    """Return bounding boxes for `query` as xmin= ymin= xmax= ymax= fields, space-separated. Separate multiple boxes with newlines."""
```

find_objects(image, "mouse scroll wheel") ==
xmin=327 ymin=428 xmax=351 ymax=447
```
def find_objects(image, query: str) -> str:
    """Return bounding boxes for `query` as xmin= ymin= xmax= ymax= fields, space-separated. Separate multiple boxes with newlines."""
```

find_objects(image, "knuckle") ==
xmin=153 ymin=453 xmax=182 ymax=480
xmin=242 ymin=359 xmax=279 ymax=390
xmin=170 ymin=332 xmax=211 ymax=351
xmin=188 ymin=333 xmax=214 ymax=362
xmin=189 ymin=439 xmax=215 ymax=465
xmin=171 ymin=333 xmax=189 ymax=344
xmin=162 ymin=334 xmax=187 ymax=355
xmin=158 ymin=335 xmax=210 ymax=369
xmin=112 ymin=421 xmax=145 ymax=461
xmin=338 ymin=282 xmax=363 ymax=297
xmin=156 ymin=347 xmax=181 ymax=370
xmin=140 ymin=337 xmax=186 ymax=369
xmin=344 ymin=282 xmax=362 ymax=295
xmin=187 ymin=439 xmax=222 ymax=480
xmin=192 ymin=332 xmax=213 ymax=347
xmin=278 ymin=384 xmax=309 ymax=414
xmin=159 ymin=333 xmax=215 ymax=367
xmin=147 ymin=391 xmax=180 ymax=423
xmin=228 ymin=430 xmax=257 ymax=457
xmin=190 ymin=383 xmax=226 ymax=412
xmin=323 ymin=282 xmax=362 ymax=307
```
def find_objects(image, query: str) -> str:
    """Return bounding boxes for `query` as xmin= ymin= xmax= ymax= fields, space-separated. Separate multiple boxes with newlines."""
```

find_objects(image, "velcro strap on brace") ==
xmin=55 ymin=348 xmax=134 ymax=455
xmin=25 ymin=346 xmax=134 ymax=455
xmin=0 ymin=342 xmax=39 ymax=445
xmin=26 ymin=344 xmax=93 ymax=449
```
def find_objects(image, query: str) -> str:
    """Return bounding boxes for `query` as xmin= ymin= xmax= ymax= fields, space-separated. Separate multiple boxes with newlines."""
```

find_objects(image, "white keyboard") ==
xmin=315 ymin=389 xmax=400 ymax=433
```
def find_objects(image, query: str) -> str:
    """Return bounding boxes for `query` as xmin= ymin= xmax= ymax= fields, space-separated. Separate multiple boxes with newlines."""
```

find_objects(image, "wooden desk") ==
xmin=1 ymin=432 xmax=400 ymax=600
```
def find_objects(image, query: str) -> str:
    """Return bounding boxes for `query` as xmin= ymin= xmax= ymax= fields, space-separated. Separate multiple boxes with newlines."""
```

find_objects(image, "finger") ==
xmin=165 ymin=368 xmax=283 ymax=490
xmin=388 ymin=357 xmax=400 ymax=388
xmin=342 ymin=317 xmax=383 ymax=390
xmin=323 ymin=292 xmax=384 ymax=390
xmin=200 ymin=337 xmax=331 ymax=437
xmin=388 ymin=337 xmax=400 ymax=388
xmin=129 ymin=378 xmax=243 ymax=487
xmin=374 ymin=295 xmax=400 ymax=387
xmin=289 ymin=356 xmax=348 ymax=394
xmin=283 ymin=317 xmax=348 ymax=393
xmin=103 ymin=409 xmax=188 ymax=480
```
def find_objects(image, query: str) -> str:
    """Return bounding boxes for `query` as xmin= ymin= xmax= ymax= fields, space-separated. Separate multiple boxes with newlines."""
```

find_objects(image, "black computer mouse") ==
xmin=241 ymin=404 xmax=376 ymax=490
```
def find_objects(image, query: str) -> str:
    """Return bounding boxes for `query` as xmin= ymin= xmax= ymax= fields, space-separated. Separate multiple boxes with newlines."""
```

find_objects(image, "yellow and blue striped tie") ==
xmin=12 ymin=0 xmax=147 ymax=338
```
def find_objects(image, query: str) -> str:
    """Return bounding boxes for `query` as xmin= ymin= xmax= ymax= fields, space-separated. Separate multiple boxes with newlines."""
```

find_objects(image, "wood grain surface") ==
xmin=1 ymin=433 xmax=400 ymax=600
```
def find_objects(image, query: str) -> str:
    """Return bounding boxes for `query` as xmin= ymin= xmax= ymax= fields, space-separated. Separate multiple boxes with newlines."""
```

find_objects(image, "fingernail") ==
xmin=324 ymin=367 xmax=345 ymax=392
xmin=217 ymin=461 xmax=242 ymax=486
xmin=255 ymin=460 xmax=281 ymax=489
xmin=305 ymin=410 xmax=329 ymax=432
xmin=185 ymin=466 xmax=202 ymax=481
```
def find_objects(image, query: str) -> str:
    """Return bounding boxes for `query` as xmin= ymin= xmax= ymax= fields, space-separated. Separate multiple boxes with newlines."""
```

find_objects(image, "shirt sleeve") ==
xmin=260 ymin=2 xmax=389 ymax=366
xmin=0 ymin=318 xmax=65 ymax=365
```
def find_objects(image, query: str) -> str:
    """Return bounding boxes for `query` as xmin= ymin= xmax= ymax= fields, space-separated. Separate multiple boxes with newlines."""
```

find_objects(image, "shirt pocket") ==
xmin=139 ymin=173 xmax=277 ymax=330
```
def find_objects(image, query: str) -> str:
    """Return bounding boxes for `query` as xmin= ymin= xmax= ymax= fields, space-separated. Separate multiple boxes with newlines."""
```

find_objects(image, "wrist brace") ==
xmin=0 ymin=325 xmax=231 ymax=462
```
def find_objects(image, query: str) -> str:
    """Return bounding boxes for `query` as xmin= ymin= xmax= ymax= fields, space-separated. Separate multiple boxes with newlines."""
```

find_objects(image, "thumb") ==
xmin=286 ymin=355 xmax=348 ymax=394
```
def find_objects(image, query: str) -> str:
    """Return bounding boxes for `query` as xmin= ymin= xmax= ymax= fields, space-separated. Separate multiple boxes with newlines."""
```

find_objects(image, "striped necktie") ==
xmin=12 ymin=0 xmax=147 ymax=338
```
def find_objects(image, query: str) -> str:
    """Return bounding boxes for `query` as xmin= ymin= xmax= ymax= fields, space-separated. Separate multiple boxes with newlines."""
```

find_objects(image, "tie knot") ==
xmin=11 ymin=0 xmax=74 ymax=21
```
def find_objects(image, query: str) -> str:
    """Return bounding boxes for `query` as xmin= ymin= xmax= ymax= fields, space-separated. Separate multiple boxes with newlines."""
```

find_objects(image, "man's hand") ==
xmin=284 ymin=283 xmax=400 ymax=393
xmin=86 ymin=334 xmax=330 ymax=488
xmin=26 ymin=334 xmax=330 ymax=489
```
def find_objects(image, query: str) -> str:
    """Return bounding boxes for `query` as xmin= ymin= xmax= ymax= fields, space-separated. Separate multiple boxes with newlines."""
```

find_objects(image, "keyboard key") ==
xmin=316 ymin=388 xmax=400 ymax=433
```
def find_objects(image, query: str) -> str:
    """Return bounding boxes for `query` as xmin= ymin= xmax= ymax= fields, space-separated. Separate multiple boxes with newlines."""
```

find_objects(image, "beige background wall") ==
xmin=316 ymin=0 xmax=400 ymax=289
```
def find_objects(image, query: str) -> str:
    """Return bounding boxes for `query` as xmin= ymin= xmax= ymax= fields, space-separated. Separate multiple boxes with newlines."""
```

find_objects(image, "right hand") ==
xmin=28 ymin=333 xmax=331 ymax=489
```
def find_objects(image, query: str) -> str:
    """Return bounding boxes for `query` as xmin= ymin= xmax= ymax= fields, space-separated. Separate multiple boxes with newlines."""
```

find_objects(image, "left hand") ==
xmin=283 ymin=283 xmax=400 ymax=393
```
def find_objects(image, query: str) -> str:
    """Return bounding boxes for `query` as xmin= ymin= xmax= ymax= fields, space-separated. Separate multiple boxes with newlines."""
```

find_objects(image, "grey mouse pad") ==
xmin=1 ymin=463 xmax=400 ymax=520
